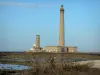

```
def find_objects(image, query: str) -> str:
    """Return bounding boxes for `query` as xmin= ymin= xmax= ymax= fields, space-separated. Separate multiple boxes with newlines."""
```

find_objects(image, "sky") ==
xmin=0 ymin=0 xmax=100 ymax=52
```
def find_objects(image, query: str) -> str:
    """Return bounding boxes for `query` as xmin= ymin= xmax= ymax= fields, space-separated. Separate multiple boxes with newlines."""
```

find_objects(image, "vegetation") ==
xmin=23 ymin=57 xmax=100 ymax=75
xmin=1 ymin=52 xmax=100 ymax=66
xmin=0 ymin=52 xmax=100 ymax=75
xmin=0 ymin=57 xmax=100 ymax=75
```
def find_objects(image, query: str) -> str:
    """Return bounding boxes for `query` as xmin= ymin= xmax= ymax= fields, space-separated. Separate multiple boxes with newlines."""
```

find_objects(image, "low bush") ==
xmin=22 ymin=57 xmax=100 ymax=75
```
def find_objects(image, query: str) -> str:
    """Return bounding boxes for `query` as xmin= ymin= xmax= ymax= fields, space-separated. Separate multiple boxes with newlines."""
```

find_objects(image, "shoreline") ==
xmin=77 ymin=60 xmax=100 ymax=69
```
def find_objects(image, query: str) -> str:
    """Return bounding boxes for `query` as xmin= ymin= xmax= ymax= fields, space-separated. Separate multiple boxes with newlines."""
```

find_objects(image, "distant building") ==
xmin=42 ymin=5 xmax=77 ymax=52
xmin=26 ymin=5 xmax=77 ymax=53
xmin=43 ymin=46 xmax=77 ymax=52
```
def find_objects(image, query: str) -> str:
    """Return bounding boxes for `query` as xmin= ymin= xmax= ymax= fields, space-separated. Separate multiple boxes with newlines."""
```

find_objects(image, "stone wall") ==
xmin=43 ymin=46 xmax=60 ymax=52
xmin=67 ymin=47 xmax=77 ymax=52
xmin=43 ymin=46 xmax=77 ymax=52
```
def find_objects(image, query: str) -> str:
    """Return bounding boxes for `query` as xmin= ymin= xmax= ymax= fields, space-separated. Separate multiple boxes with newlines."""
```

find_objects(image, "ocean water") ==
xmin=0 ymin=64 xmax=31 ymax=70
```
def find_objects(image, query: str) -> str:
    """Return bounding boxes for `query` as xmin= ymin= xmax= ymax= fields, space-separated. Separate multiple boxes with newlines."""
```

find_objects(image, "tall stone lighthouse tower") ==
xmin=36 ymin=35 xmax=40 ymax=49
xmin=59 ymin=5 xmax=65 ymax=46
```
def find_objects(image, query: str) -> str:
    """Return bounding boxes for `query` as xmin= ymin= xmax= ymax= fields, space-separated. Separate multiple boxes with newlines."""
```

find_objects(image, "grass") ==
xmin=0 ymin=58 xmax=100 ymax=75
xmin=1 ymin=52 xmax=100 ymax=66
xmin=22 ymin=57 xmax=100 ymax=75
xmin=0 ymin=52 xmax=100 ymax=75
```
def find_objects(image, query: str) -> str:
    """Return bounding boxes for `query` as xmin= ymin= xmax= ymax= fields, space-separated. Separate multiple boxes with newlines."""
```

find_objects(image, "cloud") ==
xmin=0 ymin=2 xmax=56 ymax=8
